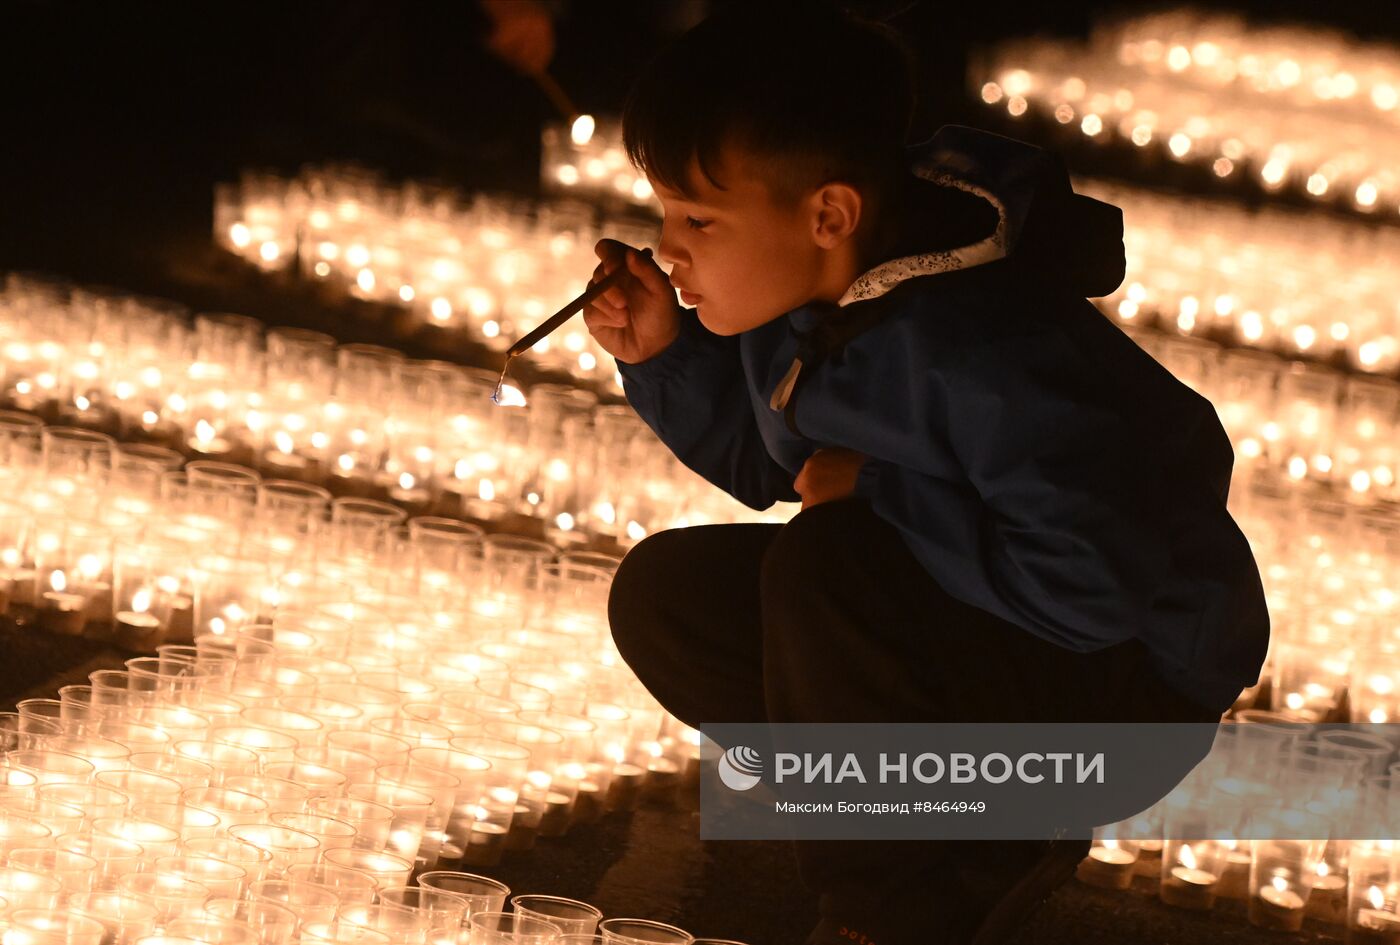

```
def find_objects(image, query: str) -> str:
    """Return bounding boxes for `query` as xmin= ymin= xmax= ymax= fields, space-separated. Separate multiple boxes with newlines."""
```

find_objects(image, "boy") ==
xmin=583 ymin=3 xmax=1270 ymax=942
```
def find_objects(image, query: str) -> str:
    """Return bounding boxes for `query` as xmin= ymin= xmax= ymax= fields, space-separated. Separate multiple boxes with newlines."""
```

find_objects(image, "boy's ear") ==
xmin=810 ymin=181 xmax=863 ymax=250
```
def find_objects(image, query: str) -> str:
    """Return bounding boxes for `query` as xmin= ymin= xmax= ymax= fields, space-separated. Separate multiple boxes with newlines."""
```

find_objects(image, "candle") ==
xmin=1307 ymin=871 xmax=1347 ymax=924
xmin=1161 ymin=864 xmax=1219 ymax=911
xmin=115 ymin=587 xmax=163 ymax=651
xmin=460 ymin=821 xmax=509 ymax=868
xmin=0 ymin=549 xmax=35 ymax=615
xmin=1132 ymin=839 xmax=1163 ymax=879
xmin=505 ymin=803 xmax=539 ymax=854
xmin=189 ymin=419 xmax=233 ymax=457
xmin=537 ymin=791 xmax=572 ymax=837
xmin=643 ymin=756 xmax=680 ymax=806
xmin=39 ymin=570 xmax=86 ymax=636
xmin=1075 ymin=843 xmax=1137 ymax=890
xmin=1217 ymin=845 xmax=1253 ymax=900
xmin=606 ymin=763 xmax=645 ymax=813
xmin=570 ymin=779 xmax=605 ymax=826
xmin=1250 ymin=879 xmax=1306 ymax=931
xmin=1355 ymin=908 xmax=1400 ymax=945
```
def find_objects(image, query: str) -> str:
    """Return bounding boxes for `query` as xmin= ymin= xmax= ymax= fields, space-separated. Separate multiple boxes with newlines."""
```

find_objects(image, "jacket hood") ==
xmin=838 ymin=124 xmax=1127 ymax=306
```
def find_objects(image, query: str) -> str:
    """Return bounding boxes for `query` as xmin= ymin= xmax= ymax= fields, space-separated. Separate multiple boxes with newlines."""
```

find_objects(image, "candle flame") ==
xmin=478 ymin=478 xmax=495 ymax=502
xmin=273 ymin=430 xmax=295 ymax=455
xmin=1316 ymin=860 xmax=1329 ymax=877
xmin=77 ymin=553 xmax=102 ymax=580
xmin=49 ymin=569 xmax=67 ymax=593
xmin=494 ymin=384 xmax=526 ymax=408
xmin=1271 ymin=875 xmax=1289 ymax=893
xmin=195 ymin=419 xmax=216 ymax=443
xmin=132 ymin=588 xmax=152 ymax=613
xmin=570 ymin=114 xmax=596 ymax=146
xmin=1371 ymin=886 xmax=1388 ymax=910
xmin=1179 ymin=844 xmax=1198 ymax=870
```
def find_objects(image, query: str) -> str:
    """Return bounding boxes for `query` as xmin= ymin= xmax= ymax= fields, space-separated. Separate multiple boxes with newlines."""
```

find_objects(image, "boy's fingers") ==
xmin=590 ymin=293 xmax=627 ymax=317
xmin=594 ymin=238 xmax=630 ymax=265
xmin=584 ymin=305 xmax=626 ymax=330
xmin=588 ymin=294 xmax=629 ymax=321
xmin=626 ymin=249 xmax=670 ymax=295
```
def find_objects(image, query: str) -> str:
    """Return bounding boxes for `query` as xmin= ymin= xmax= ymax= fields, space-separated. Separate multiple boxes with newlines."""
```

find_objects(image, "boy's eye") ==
xmin=684 ymin=216 xmax=711 ymax=231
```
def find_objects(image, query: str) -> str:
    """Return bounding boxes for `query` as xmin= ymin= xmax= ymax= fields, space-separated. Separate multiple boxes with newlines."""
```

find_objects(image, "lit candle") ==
xmin=0 ymin=545 xmax=35 ymax=615
xmin=1160 ymin=846 xmax=1218 ymax=911
xmin=1306 ymin=867 xmax=1347 ymax=924
xmin=1216 ymin=841 xmax=1252 ymax=900
xmin=1250 ymin=876 xmax=1306 ymax=931
xmin=461 ymin=819 xmax=509 ymax=868
xmin=39 ymin=569 xmax=87 ymax=636
xmin=1352 ymin=886 xmax=1400 ymax=945
xmin=536 ymin=791 xmax=572 ymax=837
xmin=189 ymin=418 xmax=233 ymax=457
xmin=1075 ymin=841 xmax=1137 ymax=890
xmin=262 ymin=429 xmax=311 ymax=479
xmin=115 ymin=587 xmax=163 ymax=651
xmin=606 ymin=763 xmax=645 ymax=813
xmin=1356 ymin=909 xmax=1400 ymax=944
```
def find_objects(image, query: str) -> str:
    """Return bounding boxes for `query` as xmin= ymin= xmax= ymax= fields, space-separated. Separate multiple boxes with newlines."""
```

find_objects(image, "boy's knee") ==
xmin=607 ymin=529 xmax=687 ymax=655
xmin=760 ymin=499 xmax=865 ymax=600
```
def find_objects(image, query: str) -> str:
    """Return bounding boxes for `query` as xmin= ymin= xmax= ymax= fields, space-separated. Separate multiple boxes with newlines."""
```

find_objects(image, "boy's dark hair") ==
xmin=623 ymin=0 xmax=916 ymax=238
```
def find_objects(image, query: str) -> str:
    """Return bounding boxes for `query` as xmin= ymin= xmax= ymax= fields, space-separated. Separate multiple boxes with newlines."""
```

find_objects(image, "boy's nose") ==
xmin=656 ymin=227 xmax=687 ymax=269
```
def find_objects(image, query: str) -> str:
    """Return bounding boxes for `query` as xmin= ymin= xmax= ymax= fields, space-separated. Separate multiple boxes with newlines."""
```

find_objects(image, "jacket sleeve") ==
xmin=615 ymin=307 xmax=800 ymax=511
xmin=850 ymin=324 xmax=1269 ymax=711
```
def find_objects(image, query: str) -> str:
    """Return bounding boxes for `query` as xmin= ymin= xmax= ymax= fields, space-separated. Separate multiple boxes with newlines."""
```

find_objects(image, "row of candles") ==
xmin=971 ymin=9 xmax=1400 ymax=216
xmin=1094 ymin=8 xmax=1400 ymax=118
xmin=1066 ymin=457 xmax=1400 ymax=939
xmin=0 ymin=358 xmax=1397 ymax=856
xmin=9 ymin=401 xmax=1398 ymax=731
xmin=1076 ymin=712 xmax=1400 ymax=942
xmin=0 ymin=275 xmax=793 ymax=548
xmin=1079 ymin=175 xmax=1400 ymax=374
xmin=214 ymin=165 xmax=657 ymax=395
xmin=11 ymin=273 xmax=1400 ymax=543
xmin=215 ymin=164 xmax=1400 ymax=395
xmin=0 ymin=433 xmax=757 ymax=940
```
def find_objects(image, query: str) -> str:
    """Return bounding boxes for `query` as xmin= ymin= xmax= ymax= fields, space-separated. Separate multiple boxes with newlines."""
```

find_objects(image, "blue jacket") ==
xmin=615 ymin=124 xmax=1270 ymax=716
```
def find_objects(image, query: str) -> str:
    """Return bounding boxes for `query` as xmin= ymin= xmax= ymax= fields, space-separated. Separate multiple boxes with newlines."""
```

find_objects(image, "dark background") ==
xmin=4 ymin=0 xmax=1397 ymax=304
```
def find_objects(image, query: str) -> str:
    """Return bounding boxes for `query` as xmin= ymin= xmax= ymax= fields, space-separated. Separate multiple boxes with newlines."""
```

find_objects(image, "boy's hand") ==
xmin=582 ymin=238 xmax=681 ymax=365
xmin=795 ymin=448 xmax=868 ymax=510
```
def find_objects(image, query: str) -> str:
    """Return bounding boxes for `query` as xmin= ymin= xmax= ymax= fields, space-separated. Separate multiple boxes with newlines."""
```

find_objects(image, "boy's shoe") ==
xmin=804 ymin=833 xmax=1090 ymax=945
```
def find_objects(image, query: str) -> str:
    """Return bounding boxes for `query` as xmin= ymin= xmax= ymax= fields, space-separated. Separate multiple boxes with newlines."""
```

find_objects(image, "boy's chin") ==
xmin=697 ymin=304 xmax=782 ymax=336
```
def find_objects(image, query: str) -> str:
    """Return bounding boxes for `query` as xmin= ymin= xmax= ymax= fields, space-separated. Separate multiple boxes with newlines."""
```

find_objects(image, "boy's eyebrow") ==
xmin=655 ymin=188 xmax=719 ymax=210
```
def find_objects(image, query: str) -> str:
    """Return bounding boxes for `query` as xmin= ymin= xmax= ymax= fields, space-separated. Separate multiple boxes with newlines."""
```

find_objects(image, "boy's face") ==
xmin=652 ymin=145 xmax=829 ymax=336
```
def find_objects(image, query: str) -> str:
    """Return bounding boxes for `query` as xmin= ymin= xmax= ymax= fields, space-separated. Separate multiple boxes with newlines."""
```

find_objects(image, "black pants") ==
xmin=608 ymin=497 xmax=1222 ymax=935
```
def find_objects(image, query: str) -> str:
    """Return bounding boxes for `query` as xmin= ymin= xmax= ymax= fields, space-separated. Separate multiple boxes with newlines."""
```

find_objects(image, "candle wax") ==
xmin=40 ymin=590 xmax=88 ymax=636
xmin=1306 ymin=873 xmax=1347 ymax=924
xmin=1161 ymin=866 xmax=1219 ymax=911
xmin=1075 ymin=845 xmax=1137 ymax=890
xmin=1249 ymin=884 xmax=1306 ymax=932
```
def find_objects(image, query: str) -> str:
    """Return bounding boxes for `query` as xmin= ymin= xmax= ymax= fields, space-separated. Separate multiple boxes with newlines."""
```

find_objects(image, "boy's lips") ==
xmin=677 ymin=289 xmax=702 ymax=305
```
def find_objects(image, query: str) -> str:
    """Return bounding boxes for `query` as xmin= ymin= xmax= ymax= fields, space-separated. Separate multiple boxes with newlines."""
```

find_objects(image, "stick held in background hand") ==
xmin=491 ymin=248 xmax=654 ymax=405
